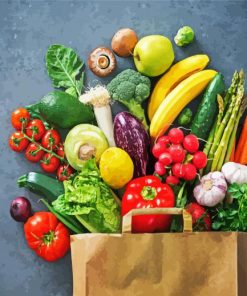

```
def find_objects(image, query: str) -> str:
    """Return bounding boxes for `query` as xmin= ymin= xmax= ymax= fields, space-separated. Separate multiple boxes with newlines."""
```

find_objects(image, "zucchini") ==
xmin=18 ymin=172 xmax=64 ymax=202
xmin=190 ymin=73 xmax=225 ymax=140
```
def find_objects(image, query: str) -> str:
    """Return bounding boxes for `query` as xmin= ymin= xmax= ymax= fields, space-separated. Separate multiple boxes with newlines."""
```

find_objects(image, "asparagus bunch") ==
xmin=204 ymin=70 xmax=245 ymax=173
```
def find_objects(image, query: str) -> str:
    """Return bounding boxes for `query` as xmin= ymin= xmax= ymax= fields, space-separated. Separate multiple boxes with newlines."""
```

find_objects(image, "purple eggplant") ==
xmin=114 ymin=112 xmax=150 ymax=177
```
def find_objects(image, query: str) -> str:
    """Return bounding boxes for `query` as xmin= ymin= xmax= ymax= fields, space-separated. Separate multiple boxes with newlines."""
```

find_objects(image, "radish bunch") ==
xmin=152 ymin=128 xmax=207 ymax=185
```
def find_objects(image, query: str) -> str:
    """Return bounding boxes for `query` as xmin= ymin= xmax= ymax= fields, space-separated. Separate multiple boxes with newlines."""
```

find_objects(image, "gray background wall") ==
xmin=0 ymin=1 xmax=246 ymax=295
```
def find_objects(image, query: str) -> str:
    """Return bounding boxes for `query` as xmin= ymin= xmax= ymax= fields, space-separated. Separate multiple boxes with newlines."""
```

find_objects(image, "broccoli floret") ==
xmin=107 ymin=69 xmax=151 ymax=129
xmin=174 ymin=26 xmax=195 ymax=47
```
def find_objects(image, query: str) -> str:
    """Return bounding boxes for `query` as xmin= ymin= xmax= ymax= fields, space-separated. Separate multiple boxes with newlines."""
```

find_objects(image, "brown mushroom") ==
xmin=88 ymin=47 xmax=116 ymax=77
xmin=111 ymin=28 xmax=138 ymax=57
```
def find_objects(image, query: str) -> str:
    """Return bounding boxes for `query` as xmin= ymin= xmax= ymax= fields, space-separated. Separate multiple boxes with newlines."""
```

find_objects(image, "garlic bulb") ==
xmin=222 ymin=162 xmax=247 ymax=185
xmin=193 ymin=171 xmax=227 ymax=207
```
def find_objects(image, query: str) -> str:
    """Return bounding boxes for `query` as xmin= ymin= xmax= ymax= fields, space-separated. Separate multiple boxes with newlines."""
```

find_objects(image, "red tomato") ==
xmin=56 ymin=143 xmax=65 ymax=158
xmin=57 ymin=164 xmax=74 ymax=182
xmin=40 ymin=153 xmax=60 ymax=173
xmin=26 ymin=119 xmax=46 ymax=141
xmin=25 ymin=143 xmax=45 ymax=163
xmin=41 ymin=129 xmax=61 ymax=150
xmin=24 ymin=212 xmax=70 ymax=262
xmin=122 ymin=176 xmax=175 ymax=233
xmin=11 ymin=108 xmax=30 ymax=130
xmin=9 ymin=131 xmax=29 ymax=152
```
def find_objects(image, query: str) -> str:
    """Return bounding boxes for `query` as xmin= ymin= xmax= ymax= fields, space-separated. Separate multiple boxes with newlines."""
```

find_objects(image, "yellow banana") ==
xmin=150 ymin=69 xmax=217 ymax=140
xmin=148 ymin=54 xmax=210 ymax=120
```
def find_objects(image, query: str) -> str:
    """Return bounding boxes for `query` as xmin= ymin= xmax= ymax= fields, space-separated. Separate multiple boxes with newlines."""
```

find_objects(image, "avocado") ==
xmin=32 ymin=91 xmax=95 ymax=129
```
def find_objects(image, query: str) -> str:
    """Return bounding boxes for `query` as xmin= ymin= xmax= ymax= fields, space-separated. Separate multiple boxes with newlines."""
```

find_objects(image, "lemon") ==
xmin=99 ymin=147 xmax=134 ymax=189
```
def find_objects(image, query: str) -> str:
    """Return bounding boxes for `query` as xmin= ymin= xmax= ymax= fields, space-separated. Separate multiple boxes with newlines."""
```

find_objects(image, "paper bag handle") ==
xmin=122 ymin=207 xmax=192 ymax=234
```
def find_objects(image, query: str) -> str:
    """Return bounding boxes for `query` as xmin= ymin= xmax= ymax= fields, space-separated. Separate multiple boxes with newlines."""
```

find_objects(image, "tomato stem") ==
xmin=23 ymin=133 xmax=66 ymax=163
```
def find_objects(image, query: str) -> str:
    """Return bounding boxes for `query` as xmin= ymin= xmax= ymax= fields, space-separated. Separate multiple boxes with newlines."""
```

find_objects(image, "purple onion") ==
xmin=10 ymin=197 xmax=32 ymax=222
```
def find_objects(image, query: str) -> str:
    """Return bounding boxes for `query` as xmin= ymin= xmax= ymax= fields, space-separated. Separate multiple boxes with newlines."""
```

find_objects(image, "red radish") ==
xmin=152 ymin=142 xmax=168 ymax=158
xmin=186 ymin=202 xmax=211 ymax=231
xmin=154 ymin=161 xmax=166 ymax=175
xmin=157 ymin=135 xmax=170 ymax=147
xmin=183 ymin=163 xmax=197 ymax=181
xmin=166 ymin=175 xmax=180 ymax=185
xmin=159 ymin=152 xmax=173 ymax=166
xmin=183 ymin=134 xmax=199 ymax=154
xmin=169 ymin=144 xmax=186 ymax=163
xmin=192 ymin=151 xmax=207 ymax=169
xmin=168 ymin=128 xmax=184 ymax=144
xmin=172 ymin=163 xmax=185 ymax=178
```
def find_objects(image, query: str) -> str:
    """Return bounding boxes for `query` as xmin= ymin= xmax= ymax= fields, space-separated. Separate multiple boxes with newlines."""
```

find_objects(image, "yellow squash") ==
xmin=150 ymin=69 xmax=217 ymax=140
xmin=148 ymin=54 xmax=210 ymax=120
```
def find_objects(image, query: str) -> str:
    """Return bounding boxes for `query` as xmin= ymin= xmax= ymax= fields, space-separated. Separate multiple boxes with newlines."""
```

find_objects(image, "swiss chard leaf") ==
xmin=46 ymin=44 xmax=84 ymax=97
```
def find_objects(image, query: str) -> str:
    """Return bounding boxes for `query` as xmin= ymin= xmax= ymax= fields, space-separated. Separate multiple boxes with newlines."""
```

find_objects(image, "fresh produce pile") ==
xmin=9 ymin=26 xmax=247 ymax=262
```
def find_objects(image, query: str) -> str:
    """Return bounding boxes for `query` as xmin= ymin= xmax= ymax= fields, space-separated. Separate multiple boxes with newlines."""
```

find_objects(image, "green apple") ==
xmin=133 ymin=35 xmax=175 ymax=77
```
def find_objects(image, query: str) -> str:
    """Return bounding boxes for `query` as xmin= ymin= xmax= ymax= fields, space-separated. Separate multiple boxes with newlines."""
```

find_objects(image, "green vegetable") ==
xmin=174 ymin=26 xmax=195 ymax=47
xmin=212 ymin=183 xmax=247 ymax=231
xmin=27 ymin=91 xmax=95 ymax=129
xmin=46 ymin=44 xmax=85 ymax=97
xmin=177 ymin=108 xmax=193 ymax=126
xmin=64 ymin=124 xmax=109 ymax=171
xmin=107 ymin=69 xmax=151 ymax=130
xmin=190 ymin=73 xmax=225 ymax=140
xmin=17 ymin=172 xmax=85 ymax=233
xmin=211 ymin=71 xmax=246 ymax=171
xmin=18 ymin=172 xmax=64 ymax=203
xmin=52 ymin=159 xmax=121 ymax=233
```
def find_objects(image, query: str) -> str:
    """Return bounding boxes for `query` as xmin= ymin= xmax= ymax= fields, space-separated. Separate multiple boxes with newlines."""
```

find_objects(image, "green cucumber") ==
xmin=190 ymin=73 xmax=225 ymax=140
xmin=18 ymin=172 xmax=64 ymax=202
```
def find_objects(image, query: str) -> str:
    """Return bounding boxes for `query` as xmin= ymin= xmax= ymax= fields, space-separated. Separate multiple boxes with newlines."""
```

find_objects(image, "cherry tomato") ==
xmin=183 ymin=163 xmax=197 ymax=181
xmin=192 ymin=151 xmax=208 ymax=169
xmin=25 ymin=143 xmax=44 ymax=163
xmin=40 ymin=153 xmax=60 ymax=173
xmin=169 ymin=144 xmax=186 ymax=163
xmin=9 ymin=131 xmax=29 ymax=152
xmin=166 ymin=175 xmax=180 ymax=186
xmin=56 ymin=143 xmax=65 ymax=158
xmin=159 ymin=152 xmax=173 ymax=166
xmin=172 ymin=163 xmax=185 ymax=179
xmin=57 ymin=164 xmax=74 ymax=182
xmin=168 ymin=128 xmax=184 ymax=144
xmin=41 ymin=129 xmax=61 ymax=150
xmin=152 ymin=142 xmax=168 ymax=158
xmin=154 ymin=161 xmax=166 ymax=175
xmin=183 ymin=134 xmax=199 ymax=154
xmin=24 ymin=212 xmax=70 ymax=262
xmin=26 ymin=119 xmax=46 ymax=141
xmin=11 ymin=108 xmax=30 ymax=130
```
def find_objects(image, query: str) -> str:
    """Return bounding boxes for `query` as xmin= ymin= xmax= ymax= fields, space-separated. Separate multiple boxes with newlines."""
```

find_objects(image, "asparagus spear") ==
xmin=204 ymin=94 xmax=228 ymax=173
xmin=211 ymin=71 xmax=245 ymax=171
xmin=205 ymin=71 xmax=240 ymax=172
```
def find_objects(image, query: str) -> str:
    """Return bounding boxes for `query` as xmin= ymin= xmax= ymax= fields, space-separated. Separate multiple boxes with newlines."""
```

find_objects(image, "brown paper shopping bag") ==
xmin=71 ymin=207 xmax=247 ymax=296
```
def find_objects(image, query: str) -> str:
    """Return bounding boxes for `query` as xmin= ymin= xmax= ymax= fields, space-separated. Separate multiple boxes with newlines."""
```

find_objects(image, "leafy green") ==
xmin=170 ymin=183 xmax=187 ymax=232
xmin=52 ymin=159 xmax=121 ymax=233
xmin=212 ymin=183 xmax=247 ymax=231
xmin=46 ymin=44 xmax=85 ymax=97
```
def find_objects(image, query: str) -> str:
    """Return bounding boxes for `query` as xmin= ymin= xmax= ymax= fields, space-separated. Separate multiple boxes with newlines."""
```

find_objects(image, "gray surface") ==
xmin=0 ymin=1 xmax=246 ymax=295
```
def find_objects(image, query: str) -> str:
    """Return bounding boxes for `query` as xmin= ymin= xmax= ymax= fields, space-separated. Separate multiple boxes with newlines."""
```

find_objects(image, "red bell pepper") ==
xmin=122 ymin=176 xmax=175 ymax=233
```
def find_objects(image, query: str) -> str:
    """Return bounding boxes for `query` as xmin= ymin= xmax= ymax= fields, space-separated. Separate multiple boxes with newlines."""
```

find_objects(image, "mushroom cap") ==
xmin=111 ymin=28 xmax=138 ymax=57
xmin=88 ymin=47 xmax=117 ymax=77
